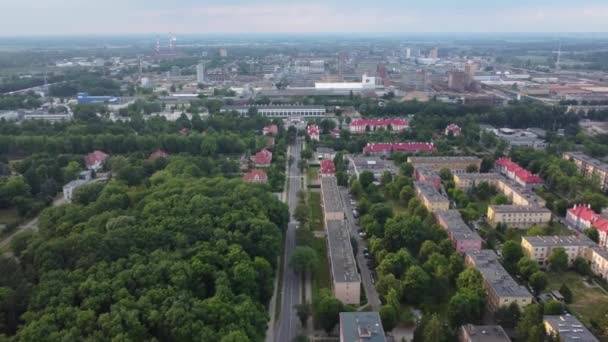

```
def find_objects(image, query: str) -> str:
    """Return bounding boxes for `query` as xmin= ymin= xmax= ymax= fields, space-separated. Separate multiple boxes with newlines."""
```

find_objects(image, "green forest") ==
xmin=0 ymin=176 xmax=289 ymax=341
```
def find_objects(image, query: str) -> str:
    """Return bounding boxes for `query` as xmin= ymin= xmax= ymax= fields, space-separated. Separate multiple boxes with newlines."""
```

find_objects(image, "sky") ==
xmin=0 ymin=0 xmax=607 ymax=36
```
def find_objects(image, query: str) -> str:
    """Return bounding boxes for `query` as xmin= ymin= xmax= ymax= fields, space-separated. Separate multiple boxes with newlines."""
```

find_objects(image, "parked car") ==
xmin=358 ymin=231 xmax=367 ymax=238
xmin=363 ymin=247 xmax=370 ymax=254
xmin=352 ymin=210 xmax=359 ymax=218
xmin=371 ymin=274 xmax=376 ymax=284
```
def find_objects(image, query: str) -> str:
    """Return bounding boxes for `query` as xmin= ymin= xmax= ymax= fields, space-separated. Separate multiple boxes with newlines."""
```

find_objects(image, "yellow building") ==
xmin=521 ymin=235 xmax=594 ymax=267
xmin=407 ymin=156 xmax=482 ymax=174
xmin=465 ymin=250 xmax=533 ymax=311
xmin=414 ymin=181 xmax=449 ymax=212
xmin=563 ymin=151 xmax=608 ymax=190
xmin=488 ymin=205 xmax=552 ymax=228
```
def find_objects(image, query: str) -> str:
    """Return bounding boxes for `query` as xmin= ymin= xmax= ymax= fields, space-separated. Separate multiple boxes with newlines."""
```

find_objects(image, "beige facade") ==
xmin=521 ymin=235 xmax=608 ymax=281
xmin=407 ymin=156 xmax=482 ymax=173
xmin=488 ymin=205 xmax=552 ymax=228
xmin=563 ymin=151 xmax=608 ymax=190
xmin=321 ymin=176 xmax=344 ymax=223
xmin=414 ymin=181 xmax=450 ymax=212
xmin=454 ymin=173 xmax=545 ymax=207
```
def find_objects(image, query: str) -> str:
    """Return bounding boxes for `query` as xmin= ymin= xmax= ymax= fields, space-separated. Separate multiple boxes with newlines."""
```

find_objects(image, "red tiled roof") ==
xmin=568 ymin=205 xmax=608 ymax=232
xmin=350 ymin=119 xmax=409 ymax=127
xmin=446 ymin=124 xmax=461 ymax=133
xmin=254 ymin=148 xmax=273 ymax=165
xmin=496 ymin=158 xmax=543 ymax=184
xmin=84 ymin=150 xmax=109 ymax=167
xmin=148 ymin=150 xmax=169 ymax=161
xmin=320 ymin=159 xmax=336 ymax=175
xmin=307 ymin=125 xmax=320 ymax=136
xmin=243 ymin=169 xmax=268 ymax=183
xmin=363 ymin=142 xmax=436 ymax=153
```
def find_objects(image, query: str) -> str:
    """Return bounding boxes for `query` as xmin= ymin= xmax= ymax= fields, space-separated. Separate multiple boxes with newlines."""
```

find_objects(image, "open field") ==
xmin=546 ymin=271 xmax=608 ymax=329
xmin=308 ymin=192 xmax=324 ymax=231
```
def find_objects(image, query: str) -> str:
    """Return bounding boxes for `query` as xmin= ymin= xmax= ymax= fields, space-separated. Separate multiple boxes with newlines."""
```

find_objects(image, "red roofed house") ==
xmin=445 ymin=124 xmax=462 ymax=137
xmin=350 ymin=119 xmax=409 ymax=134
xmin=84 ymin=150 xmax=109 ymax=171
xmin=496 ymin=157 xmax=543 ymax=189
xmin=243 ymin=169 xmax=268 ymax=184
xmin=320 ymin=159 xmax=336 ymax=177
xmin=567 ymin=204 xmax=608 ymax=248
xmin=253 ymin=148 xmax=273 ymax=167
xmin=307 ymin=125 xmax=320 ymax=141
xmin=148 ymin=150 xmax=169 ymax=161
xmin=263 ymin=124 xmax=278 ymax=136
xmin=363 ymin=142 xmax=436 ymax=156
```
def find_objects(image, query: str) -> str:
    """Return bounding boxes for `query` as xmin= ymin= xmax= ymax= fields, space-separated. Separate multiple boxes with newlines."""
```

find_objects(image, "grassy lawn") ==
xmin=546 ymin=271 xmax=608 ymax=327
xmin=308 ymin=192 xmax=324 ymax=231
xmin=311 ymin=236 xmax=332 ymax=330
xmin=307 ymin=167 xmax=319 ymax=185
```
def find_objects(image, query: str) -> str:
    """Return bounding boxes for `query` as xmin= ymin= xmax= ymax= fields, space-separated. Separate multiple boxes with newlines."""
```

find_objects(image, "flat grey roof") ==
xmin=327 ymin=220 xmax=360 ymax=283
xmin=522 ymin=235 xmax=594 ymax=248
xmin=564 ymin=151 xmax=608 ymax=172
xmin=349 ymin=156 xmax=397 ymax=173
xmin=490 ymin=205 xmax=551 ymax=213
xmin=408 ymin=156 xmax=481 ymax=164
xmin=415 ymin=166 xmax=440 ymax=179
xmin=414 ymin=181 xmax=449 ymax=203
xmin=455 ymin=172 xmax=502 ymax=181
xmin=544 ymin=315 xmax=598 ymax=342
xmin=436 ymin=210 xmax=483 ymax=242
xmin=321 ymin=176 xmax=343 ymax=214
xmin=340 ymin=312 xmax=386 ymax=342
xmin=465 ymin=249 xmax=533 ymax=299
xmin=461 ymin=324 xmax=512 ymax=342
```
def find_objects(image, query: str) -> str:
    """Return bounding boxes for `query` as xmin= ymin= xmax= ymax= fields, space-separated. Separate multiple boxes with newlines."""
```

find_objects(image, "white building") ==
xmin=221 ymin=105 xmax=326 ymax=118
xmin=315 ymin=74 xmax=377 ymax=91
xmin=196 ymin=63 xmax=205 ymax=84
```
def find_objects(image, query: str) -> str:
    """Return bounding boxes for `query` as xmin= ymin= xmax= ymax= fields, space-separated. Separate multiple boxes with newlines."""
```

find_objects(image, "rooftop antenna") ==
xmin=155 ymin=37 xmax=161 ymax=54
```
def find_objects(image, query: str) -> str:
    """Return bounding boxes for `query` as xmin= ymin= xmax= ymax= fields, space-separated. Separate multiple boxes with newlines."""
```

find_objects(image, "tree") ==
xmin=559 ymin=284 xmax=573 ymax=304
xmin=290 ymin=246 xmax=318 ymax=273
xmin=295 ymin=303 xmax=311 ymax=327
xmin=543 ymin=299 xmax=564 ymax=315
xmin=549 ymin=247 xmax=568 ymax=272
xmin=439 ymin=168 xmax=453 ymax=181
xmin=379 ymin=305 xmax=397 ymax=332
xmin=423 ymin=314 xmax=446 ymax=342
xmin=399 ymin=186 xmax=415 ymax=206
xmin=359 ymin=171 xmax=375 ymax=188
xmin=502 ymin=241 xmax=523 ymax=272
xmin=516 ymin=304 xmax=544 ymax=342
xmin=466 ymin=164 xmax=479 ymax=173
xmin=573 ymin=256 xmax=591 ymax=276
xmin=294 ymin=202 xmax=309 ymax=225
xmin=584 ymin=228 xmax=600 ymax=244
xmin=529 ymin=271 xmax=548 ymax=295
xmin=63 ymin=161 xmax=81 ymax=182
xmin=448 ymin=288 xmax=484 ymax=326
xmin=491 ymin=194 xmax=510 ymax=205
xmin=517 ymin=257 xmax=539 ymax=280
xmin=314 ymin=290 xmax=342 ymax=333
xmin=401 ymin=163 xmax=414 ymax=177
xmin=401 ymin=266 xmax=431 ymax=304
xmin=495 ymin=302 xmax=521 ymax=329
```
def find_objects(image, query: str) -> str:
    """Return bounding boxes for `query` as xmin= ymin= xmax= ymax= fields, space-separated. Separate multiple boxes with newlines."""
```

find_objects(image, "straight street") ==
xmin=275 ymin=137 xmax=303 ymax=342
xmin=340 ymin=188 xmax=381 ymax=311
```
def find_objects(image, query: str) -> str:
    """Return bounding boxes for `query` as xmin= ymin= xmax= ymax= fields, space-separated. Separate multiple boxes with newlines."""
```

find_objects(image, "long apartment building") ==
xmin=327 ymin=220 xmax=361 ymax=305
xmin=453 ymin=172 xmax=551 ymax=228
xmin=521 ymin=235 xmax=608 ymax=280
xmin=465 ymin=249 xmax=533 ymax=311
xmin=544 ymin=315 xmax=599 ymax=342
xmin=320 ymin=176 xmax=361 ymax=305
xmin=407 ymin=156 xmax=482 ymax=174
xmin=563 ymin=151 xmax=608 ymax=190
xmin=321 ymin=176 xmax=345 ymax=222
xmin=435 ymin=210 xmax=483 ymax=253
xmin=495 ymin=158 xmax=544 ymax=189
xmin=221 ymin=105 xmax=327 ymax=118
xmin=414 ymin=181 xmax=450 ymax=212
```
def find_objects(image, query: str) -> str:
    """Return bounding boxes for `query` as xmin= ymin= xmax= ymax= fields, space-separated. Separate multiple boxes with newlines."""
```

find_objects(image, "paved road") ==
xmin=275 ymin=138 xmax=303 ymax=342
xmin=0 ymin=196 xmax=66 ymax=252
xmin=340 ymin=188 xmax=381 ymax=311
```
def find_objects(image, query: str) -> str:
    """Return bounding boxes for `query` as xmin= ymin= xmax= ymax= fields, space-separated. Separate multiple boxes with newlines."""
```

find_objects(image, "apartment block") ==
xmin=459 ymin=324 xmax=511 ymax=342
xmin=521 ymin=235 xmax=595 ymax=267
xmin=414 ymin=181 xmax=450 ymax=212
xmin=339 ymin=312 xmax=386 ymax=342
xmin=566 ymin=204 xmax=608 ymax=248
xmin=488 ymin=205 xmax=552 ymax=228
xmin=454 ymin=173 xmax=545 ymax=207
xmin=465 ymin=249 xmax=533 ymax=311
xmin=407 ymin=156 xmax=482 ymax=174
xmin=327 ymin=220 xmax=361 ymax=305
xmin=453 ymin=172 xmax=502 ymax=192
xmin=543 ymin=315 xmax=598 ymax=342
xmin=435 ymin=210 xmax=483 ymax=253
xmin=321 ymin=176 xmax=344 ymax=222
xmin=415 ymin=166 xmax=442 ymax=190
xmin=563 ymin=151 xmax=608 ymax=190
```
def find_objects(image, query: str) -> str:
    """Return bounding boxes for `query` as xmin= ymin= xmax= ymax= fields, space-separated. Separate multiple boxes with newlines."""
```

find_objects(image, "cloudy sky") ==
xmin=0 ymin=0 xmax=607 ymax=36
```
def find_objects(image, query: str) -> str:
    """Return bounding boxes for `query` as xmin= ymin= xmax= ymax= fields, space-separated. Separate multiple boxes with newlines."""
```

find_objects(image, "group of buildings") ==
xmin=348 ymin=118 xmax=409 ymax=134
xmin=362 ymin=142 xmax=437 ymax=156
xmin=453 ymin=159 xmax=551 ymax=229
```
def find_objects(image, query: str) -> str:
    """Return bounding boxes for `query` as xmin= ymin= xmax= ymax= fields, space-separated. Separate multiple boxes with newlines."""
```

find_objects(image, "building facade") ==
xmin=435 ymin=210 xmax=483 ymax=253
xmin=414 ymin=181 xmax=450 ymax=212
xmin=563 ymin=151 xmax=608 ymax=190
xmin=407 ymin=156 xmax=482 ymax=174
xmin=221 ymin=105 xmax=327 ymax=118
xmin=488 ymin=205 xmax=552 ymax=228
